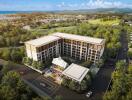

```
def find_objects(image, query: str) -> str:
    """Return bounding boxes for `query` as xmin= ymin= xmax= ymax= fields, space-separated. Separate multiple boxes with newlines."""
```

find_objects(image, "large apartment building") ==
xmin=25 ymin=32 xmax=105 ymax=63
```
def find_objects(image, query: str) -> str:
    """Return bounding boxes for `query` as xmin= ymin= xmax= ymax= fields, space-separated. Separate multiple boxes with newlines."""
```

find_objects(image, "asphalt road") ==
xmin=87 ymin=60 xmax=115 ymax=100
xmin=118 ymin=32 xmax=128 ymax=61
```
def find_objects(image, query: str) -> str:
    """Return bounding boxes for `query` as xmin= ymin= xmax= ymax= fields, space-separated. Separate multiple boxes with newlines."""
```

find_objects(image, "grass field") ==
xmin=88 ymin=19 xmax=120 ymax=26
xmin=30 ymin=26 xmax=75 ymax=36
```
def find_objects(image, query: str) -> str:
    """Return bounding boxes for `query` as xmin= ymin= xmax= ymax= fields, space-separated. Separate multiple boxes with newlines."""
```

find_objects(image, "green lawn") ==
xmin=30 ymin=26 xmax=75 ymax=36
xmin=0 ymin=21 xmax=9 ymax=26
xmin=88 ymin=19 xmax=120 ymax=26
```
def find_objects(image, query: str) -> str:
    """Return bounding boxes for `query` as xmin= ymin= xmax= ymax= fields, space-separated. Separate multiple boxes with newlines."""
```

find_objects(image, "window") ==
xmin=82 ymin=42 xmax=87 ymax=47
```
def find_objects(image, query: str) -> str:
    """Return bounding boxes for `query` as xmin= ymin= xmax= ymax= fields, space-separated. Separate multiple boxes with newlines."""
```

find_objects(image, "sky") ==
xmin=0 ymin=0 xmax=132 ymax=11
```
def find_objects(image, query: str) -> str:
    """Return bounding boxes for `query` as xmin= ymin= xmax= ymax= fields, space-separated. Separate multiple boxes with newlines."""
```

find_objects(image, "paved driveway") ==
xmin=89 ymin=61 xmax=115 ymax=100
xmin=31 ymin=76 xmax=60 ymax=97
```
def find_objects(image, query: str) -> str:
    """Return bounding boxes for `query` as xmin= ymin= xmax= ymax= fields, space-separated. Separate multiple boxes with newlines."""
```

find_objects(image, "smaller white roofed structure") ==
xmin=62 ymin=63 xmax=89 ymax=83
xmin=52 ymin=57 xmax=68 ymax=69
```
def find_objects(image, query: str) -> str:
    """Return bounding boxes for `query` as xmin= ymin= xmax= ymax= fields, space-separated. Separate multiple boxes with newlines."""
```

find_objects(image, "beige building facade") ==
xmin=25 ymin=32 xmax=105 ymax=63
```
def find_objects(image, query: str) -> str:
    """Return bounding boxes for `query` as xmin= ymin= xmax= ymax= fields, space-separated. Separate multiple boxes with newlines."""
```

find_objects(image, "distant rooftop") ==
xmin=25 ymin=35 xmax=60 ymax=47
xmin=62 ymin=63 xmax=89 ymax=83
xmin=53 ymin=32 xmax=105 ymax=44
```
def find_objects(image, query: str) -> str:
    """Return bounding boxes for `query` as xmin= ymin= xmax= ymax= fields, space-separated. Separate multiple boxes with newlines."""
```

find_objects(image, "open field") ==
xmin=0 ymin=22 xmax=8 ymax=26
xmin=30 ymin=26 xmax=76 ymax=36
xmin=88 ymin=19 xmax=120 ymax=25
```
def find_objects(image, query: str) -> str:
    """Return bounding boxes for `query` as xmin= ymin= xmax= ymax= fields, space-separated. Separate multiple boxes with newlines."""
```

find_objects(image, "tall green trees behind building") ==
xmin=58 ymin=23 xmax=124 ymax=60
xmin=103 ymin=61 xmax=132 ymax=100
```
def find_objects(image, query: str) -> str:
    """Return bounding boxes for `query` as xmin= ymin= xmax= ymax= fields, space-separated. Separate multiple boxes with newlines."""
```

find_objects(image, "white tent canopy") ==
xmin=52 ymin=57 xmax=68 ymax=69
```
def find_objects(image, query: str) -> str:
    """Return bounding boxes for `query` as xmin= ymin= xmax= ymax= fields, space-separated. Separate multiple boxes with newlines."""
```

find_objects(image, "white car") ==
xmin=40 ymin=83 xmax=46 ymax=87
xmin=86 ymin=91 xmax=92 ymax=98
xmin=19 ymin=71 xmax=24 ymax=75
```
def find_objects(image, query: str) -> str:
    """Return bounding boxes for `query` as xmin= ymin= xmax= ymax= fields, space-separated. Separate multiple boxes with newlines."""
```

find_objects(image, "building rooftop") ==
xmin=25 ymin=35 xmax=60 ymax=47
xmin=53 ymin=32 xmax=105 ymax=44
xmin=62 ymin=63 xmax=89 ymax=83
xmin=52 ymin=57 xmax=68 ymax=69
xmin=25 ymin=32 xmax=105 ymax=47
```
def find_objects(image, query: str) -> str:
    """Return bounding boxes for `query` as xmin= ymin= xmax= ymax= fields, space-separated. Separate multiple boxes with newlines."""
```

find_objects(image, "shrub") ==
xmin=37 ymin=61 xmax=44 ymax=69
xmin=80 ymin=61 xmax=91 ymax=68
xmin=26 ymin=58 xmax=33 ymax=66
xmin=32 ymin=61 xmax=38 ymax=68
xmin=80 ymin=80 xmax=88 ymax=91
xmin=62 ymin=74 xmax=91 ymax=92
xmin=22 ymin=57 xmax=27 ymax=64
xmin=69 ymin=81 xmax=77 ymax=90
xmin=62 ymin=77 xmax=70 ymax=87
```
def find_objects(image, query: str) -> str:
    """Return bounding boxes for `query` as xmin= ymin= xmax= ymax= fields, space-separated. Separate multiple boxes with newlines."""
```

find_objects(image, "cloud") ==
xmin=86 ymin=0 xmax=132 ymax=8
xmin=57 ymin=2 xmax=65 ymax=8
xmin=57 ymin=0 xmax=132 ymax=10
xmin=0 ymin=0 xmax=132 ymax=11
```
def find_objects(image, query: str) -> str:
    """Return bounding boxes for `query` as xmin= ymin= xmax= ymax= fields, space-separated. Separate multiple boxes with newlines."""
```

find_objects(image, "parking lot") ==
xmin=32 ymin=76 xmax=60 ymax=97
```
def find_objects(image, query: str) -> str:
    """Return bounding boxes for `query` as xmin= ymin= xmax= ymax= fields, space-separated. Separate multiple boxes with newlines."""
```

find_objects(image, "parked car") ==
xmin=19 ymin=71 xmax=24 ymax=75
xmin=86 ymin=91 xmax=93 ymax=98
xmin=40 ymin=83 xmax=46 ymax=87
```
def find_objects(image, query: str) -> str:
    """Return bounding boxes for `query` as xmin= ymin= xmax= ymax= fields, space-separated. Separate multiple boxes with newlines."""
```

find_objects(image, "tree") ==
xmin=2 ymin=61 xmax=12 ymax=75
xmin=22 ymin=57 xmax=27 ymax=64
xmin=96 ymin=59 xmax=104 ymax=68
xmin=32 ymin=61 xmax=38 ymax=68
xmin=10 ymin=49 xmax=22 ymax=62
xmin=115 ymin=60 xmax=126 ymax=71
xmin=62 ymin=77 xmax=70 ymax=87
xmin=0 ymin=85 xmax=17 ymax=100
xmin=127 ymin=50 xmax=132 ymax=59
xmin=80 ymin=80 xmax=88 ymax=91
xmin=0 ymin=71 xmax=39 ymax=100
xmin=26 ymin=58 xmax=33 ymax=66
xmin=69 ymin=80 xmax=76 ymax=90
xmin=128 ymin=65 xmax=132 ymax=74
xmin=0 ymin=36 xmax=5 ymax=47
xmin=32 ymin=97 xmax=42 ymax=100
xmin=17 ymin=79 xmax=27 ymax=93
xmin=20 ymin=94 xmax=29 ymax=100
xmin=103 ymin=91 xmax=115 ymax=100
xmin=80 ymin=61 xmax=91 ymax=68
xmin=85 ymin=74 xmax=91 ymax=86
xmin=126 ymin=90 xmax=132 ymax=100
xmin=103 ymin=61 xmax=132 ymax=100
xmin=5 ymin=38 xmax=11 ymax=46
xmin=32 ymin=97 xmax=45 ymax=100
xmin=1 ymin=48 xmax=10 ymax=60
xmin=54 ymin=95 xmax=62 ymax=100
xmin=19 ymin=47 xmax=25 ymax=57
xmin=37 ymin=61 xmax=44 ymax=69
xmin=1 ymin=71 xmax=20 ymax=88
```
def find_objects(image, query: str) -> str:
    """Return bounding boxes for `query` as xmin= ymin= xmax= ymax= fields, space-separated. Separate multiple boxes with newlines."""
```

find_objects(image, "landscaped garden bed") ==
xmin=22 ymin=57 xmax=45 ymax=74
xmin=61 ymin=73 xmax=91 ymax=93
